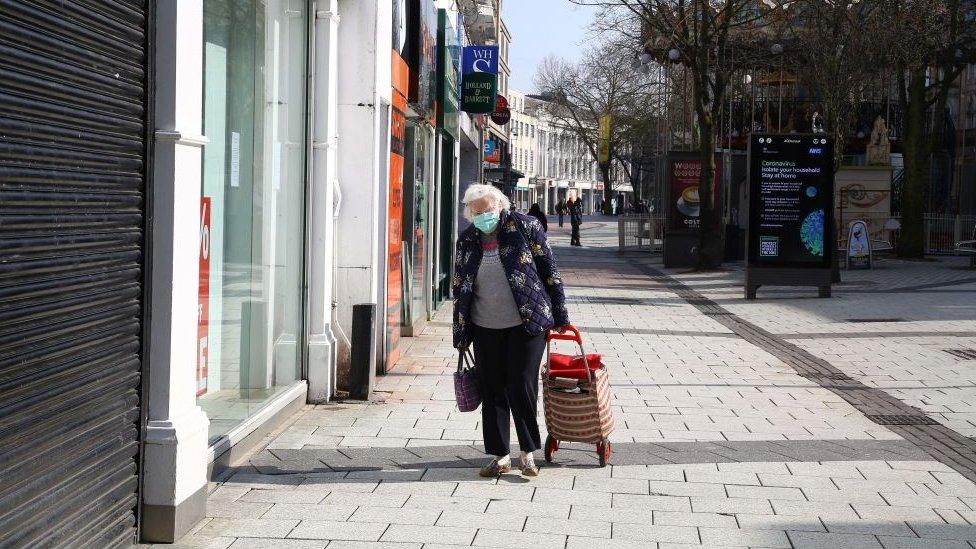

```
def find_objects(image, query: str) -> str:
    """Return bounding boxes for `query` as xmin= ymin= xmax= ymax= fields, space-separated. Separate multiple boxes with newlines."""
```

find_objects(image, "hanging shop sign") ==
xmin=460 ymin=45 xmax=498 ymax=113
xmin=462 ymin=45 xmax=499 ymax=74
xmin=846 ymin=219 xmax=872 ymax=269
xmin=490 ymin=94 xmax=510 ymax=124
xmin=490 ymin=108 xmax=510 ymax=125
xmin=461 ymin=73 xmax=497 ymax=113
xmin=746 ymin=134 xmax=835 ymax=299
xmin=483 ymin=138 xmax=501 ymax=163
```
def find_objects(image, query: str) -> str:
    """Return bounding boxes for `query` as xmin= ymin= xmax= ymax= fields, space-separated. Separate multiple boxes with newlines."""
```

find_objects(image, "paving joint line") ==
xmin=622 ymin=256 xmax=976 ymax=483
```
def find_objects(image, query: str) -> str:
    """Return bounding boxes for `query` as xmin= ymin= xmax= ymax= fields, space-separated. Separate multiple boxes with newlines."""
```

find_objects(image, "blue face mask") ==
xmin=473 ymin=211 xmax=500 ymax=233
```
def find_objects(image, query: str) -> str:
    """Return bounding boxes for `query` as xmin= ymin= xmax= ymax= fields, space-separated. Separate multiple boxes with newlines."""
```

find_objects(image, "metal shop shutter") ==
xmin=0 ymin=1 xmax=150 ymax=547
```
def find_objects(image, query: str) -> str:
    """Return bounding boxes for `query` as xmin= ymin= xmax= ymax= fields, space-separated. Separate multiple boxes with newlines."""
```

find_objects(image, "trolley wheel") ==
xmin=544 ymin=435 xmax=558 ymax=463
xmin=597 ymin=439 xmax=611 ymax=467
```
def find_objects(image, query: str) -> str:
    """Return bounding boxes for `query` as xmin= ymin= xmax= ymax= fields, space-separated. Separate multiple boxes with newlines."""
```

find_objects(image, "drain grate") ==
xmin=846 ymin=318 xmax=907 ymax=323
xmin=945 ymin=349 xmax=976 ymax=360
xmin=865 ymin=414 xmax=940 ymax=426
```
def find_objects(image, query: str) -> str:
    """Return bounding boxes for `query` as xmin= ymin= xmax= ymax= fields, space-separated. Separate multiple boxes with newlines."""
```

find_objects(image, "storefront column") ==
xmin=334 ymin=0 xmax=391 ymax=381
xmin=141 ymin=0 xmax=210 ymax=542
xmin=307 ymin=0 xmax=341 ymax=403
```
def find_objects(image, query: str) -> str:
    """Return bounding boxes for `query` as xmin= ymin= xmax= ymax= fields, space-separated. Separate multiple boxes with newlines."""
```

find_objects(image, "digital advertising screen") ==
xmin=748 ymin=134 xmax=834 ymax=268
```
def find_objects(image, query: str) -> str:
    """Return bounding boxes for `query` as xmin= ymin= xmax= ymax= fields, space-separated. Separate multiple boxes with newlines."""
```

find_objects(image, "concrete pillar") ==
xmin=334 ymin=0 xmax=392 ymax=381
xmin=306 ymin=1 xmax=341 ymax=403
xmin=141 ymin=0 xmax=211 ymax=542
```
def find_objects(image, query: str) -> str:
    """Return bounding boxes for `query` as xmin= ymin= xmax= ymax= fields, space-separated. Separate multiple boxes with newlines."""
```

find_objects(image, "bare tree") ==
xmin=572 ymin=0 xmax=781 ymax=269
xmin=884 ymin=0 xmax=976 ymax=257
xmin=783 ymin=1 xmax=888 ymax=172
xmin=535 ymin=41 xmax=664 ymax=212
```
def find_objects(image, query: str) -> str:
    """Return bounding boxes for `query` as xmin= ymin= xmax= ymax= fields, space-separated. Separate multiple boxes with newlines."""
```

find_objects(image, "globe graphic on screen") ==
xmin=800 ymin=209 xmax=825 ymax=256
xmin=805 ymin=186 xmax=818 ymax=198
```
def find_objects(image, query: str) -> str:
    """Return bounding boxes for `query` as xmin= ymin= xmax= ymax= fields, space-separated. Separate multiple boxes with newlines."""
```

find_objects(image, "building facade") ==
xmin=504 ymin=90 xmax=632 ymax=215
xmin=0 ymin=0 xmax=497 ymax=545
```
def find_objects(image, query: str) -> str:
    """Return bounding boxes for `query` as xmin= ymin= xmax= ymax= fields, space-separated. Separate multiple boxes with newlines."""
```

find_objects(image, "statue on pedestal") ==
xmin=866 ymin=115 xmax=890 ymax=166
xmin=812 ymin=111 xmax=825 ymax=133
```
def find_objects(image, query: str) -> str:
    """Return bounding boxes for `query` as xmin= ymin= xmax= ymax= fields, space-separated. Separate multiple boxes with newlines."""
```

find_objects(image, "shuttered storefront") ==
xmin=0 ymin=1 xmax=151 ymax=547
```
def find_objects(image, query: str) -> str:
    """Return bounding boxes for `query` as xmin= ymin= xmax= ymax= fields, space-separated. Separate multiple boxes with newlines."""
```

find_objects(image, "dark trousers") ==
xmin=472 ymin=324 xmax=546 ymax=456
xmin=571 ymin=223 xmax=581 ymax=246
xmin=558 ymin=214 xmax=564 ymax=227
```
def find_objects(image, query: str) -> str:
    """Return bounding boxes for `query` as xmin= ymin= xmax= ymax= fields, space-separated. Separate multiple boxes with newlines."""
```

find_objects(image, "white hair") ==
xmin=461 ymin=184 xmax=511 ymax=221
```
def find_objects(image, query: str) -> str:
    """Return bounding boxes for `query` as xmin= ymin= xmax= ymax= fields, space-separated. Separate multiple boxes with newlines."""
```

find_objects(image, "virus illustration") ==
xmin=800 ymin=209 xmax=825 ymax=256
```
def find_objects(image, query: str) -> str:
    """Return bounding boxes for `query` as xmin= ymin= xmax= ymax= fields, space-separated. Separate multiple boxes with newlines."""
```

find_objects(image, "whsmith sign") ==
xmin=461 ymin=45 xmax=498 ymax=113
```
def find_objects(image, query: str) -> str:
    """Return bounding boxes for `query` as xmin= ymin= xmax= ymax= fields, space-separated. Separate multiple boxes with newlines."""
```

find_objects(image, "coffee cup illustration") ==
xmin=678 ymin=185 xmax=701 ymax=216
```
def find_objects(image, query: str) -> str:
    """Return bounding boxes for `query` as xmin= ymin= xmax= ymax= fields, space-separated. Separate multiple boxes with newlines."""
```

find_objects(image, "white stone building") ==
xmin=507 ymin=89 xmax=632 ymax=214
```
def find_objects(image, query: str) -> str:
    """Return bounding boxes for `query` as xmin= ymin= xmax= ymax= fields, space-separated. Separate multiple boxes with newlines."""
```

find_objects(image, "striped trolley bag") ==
xmin=542 ymin=325 xmax=614 ymax=466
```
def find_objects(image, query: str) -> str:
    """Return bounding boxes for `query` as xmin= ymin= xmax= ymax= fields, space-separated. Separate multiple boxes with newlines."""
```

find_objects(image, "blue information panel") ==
xmin=748 ymin=134 xmax=835 ymax=268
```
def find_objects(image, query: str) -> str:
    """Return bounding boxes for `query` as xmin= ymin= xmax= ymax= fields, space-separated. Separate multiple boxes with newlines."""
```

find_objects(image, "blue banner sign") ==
xmin=462 ymin=45 xmax=499 ymax=75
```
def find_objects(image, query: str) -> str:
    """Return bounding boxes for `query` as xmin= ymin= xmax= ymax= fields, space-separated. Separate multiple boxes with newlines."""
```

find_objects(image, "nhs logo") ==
xmin=462 ymin=46 xmax=499 ymax=75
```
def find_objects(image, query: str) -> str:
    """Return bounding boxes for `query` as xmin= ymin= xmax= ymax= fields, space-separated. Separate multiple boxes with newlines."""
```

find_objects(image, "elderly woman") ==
xmin=453 ymin=184 xmax=570 ymax=478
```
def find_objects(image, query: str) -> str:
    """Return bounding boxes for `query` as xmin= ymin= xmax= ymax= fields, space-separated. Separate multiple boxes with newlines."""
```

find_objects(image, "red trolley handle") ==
xmin=546 ymin=324 xmax=582 ymax=343
xmin=544 ymin=325 xmax=594 ymax=384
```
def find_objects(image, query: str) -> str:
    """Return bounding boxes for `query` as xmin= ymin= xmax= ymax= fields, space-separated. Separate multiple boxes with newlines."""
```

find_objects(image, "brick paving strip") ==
xmin=247 ymin=439 xmax=930 ymax=474
xmin=782 ymin=331 xmax=976 ymax=339
xmin=626 ymin=254 xmax=976 ymax=483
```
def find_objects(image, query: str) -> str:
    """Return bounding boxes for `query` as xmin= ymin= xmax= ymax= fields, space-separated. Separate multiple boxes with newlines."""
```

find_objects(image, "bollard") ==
xmin=349 ymin=303 xmax=377 ymax=400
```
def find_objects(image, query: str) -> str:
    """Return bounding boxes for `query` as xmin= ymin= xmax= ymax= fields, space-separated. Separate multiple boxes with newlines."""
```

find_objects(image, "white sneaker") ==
xmin=520 ymin=451 xmax=539 ymax=477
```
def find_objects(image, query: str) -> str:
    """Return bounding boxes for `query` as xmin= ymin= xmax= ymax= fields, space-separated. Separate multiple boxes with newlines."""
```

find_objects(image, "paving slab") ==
xmin=180 ymin=221 xmax=976 ymax=549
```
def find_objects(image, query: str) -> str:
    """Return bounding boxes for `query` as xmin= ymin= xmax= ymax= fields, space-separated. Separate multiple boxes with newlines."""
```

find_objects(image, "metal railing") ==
xmin=618 ymin=214 xmax=665 ymax=253
xmin=834 ymin=213 xmax=976 ymax=255
xmin=923 ymin=214 xmax=976 ymax=254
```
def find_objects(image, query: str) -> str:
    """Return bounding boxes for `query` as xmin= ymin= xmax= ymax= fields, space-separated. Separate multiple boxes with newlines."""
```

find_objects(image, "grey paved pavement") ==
xmin=167 ymin=220 xmax=976 ymax=549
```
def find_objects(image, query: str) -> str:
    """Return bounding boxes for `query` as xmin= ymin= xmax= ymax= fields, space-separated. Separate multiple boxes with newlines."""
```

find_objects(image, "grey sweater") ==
xmin=471 ymin=235 xmax=523 ymax=329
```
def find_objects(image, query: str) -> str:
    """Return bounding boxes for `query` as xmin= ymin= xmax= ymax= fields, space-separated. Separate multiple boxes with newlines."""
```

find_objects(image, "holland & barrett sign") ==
xmin=461 ymin=45 xmax=498 ymax=114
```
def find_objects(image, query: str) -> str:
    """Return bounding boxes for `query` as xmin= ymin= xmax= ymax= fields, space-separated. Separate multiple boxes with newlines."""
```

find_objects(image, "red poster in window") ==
xmin=197 ymin=197 xmax=211 ymax=397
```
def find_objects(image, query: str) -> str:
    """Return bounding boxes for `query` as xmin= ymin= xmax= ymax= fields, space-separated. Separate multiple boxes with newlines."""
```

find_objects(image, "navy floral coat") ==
xmin=452 ymin=210 xmax=570 ymax=349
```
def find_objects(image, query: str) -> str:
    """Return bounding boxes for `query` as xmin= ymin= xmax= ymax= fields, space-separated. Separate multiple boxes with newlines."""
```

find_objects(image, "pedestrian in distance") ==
xmin=453 ymin=184 xmax=571 ymax=478
xmin=568 ymin=196 xmax=583 ymax=247
xmin=528 ymin=202 xmax=548 ymax=233
xmin=555 ymin=199 xmax=567 ymax=228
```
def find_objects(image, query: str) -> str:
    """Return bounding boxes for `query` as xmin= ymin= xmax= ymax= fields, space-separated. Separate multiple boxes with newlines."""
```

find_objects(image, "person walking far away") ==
xmin=568 ymin=196 xmax=583 ymax=246
xmin=555 ymin=199 xmax=566 ymax=228
xmin=528 ymin=202 xmax=548 ymax=232
xmin=453 ymin=184 xmax=571 ymax=478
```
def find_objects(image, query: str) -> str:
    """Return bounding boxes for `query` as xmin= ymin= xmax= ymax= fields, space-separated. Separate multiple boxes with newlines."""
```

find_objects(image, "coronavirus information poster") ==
xmin=746 ymin=134 xmax=835 ymax=298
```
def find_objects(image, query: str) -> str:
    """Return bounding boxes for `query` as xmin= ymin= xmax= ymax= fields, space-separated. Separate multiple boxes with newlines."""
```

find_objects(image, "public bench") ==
xmin=956 ymin=225 xmax=976 ymax=267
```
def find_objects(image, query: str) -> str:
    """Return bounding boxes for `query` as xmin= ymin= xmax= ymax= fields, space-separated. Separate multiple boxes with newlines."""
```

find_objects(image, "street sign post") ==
xmin=745 ymin=134 xmax=835 ymax=299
